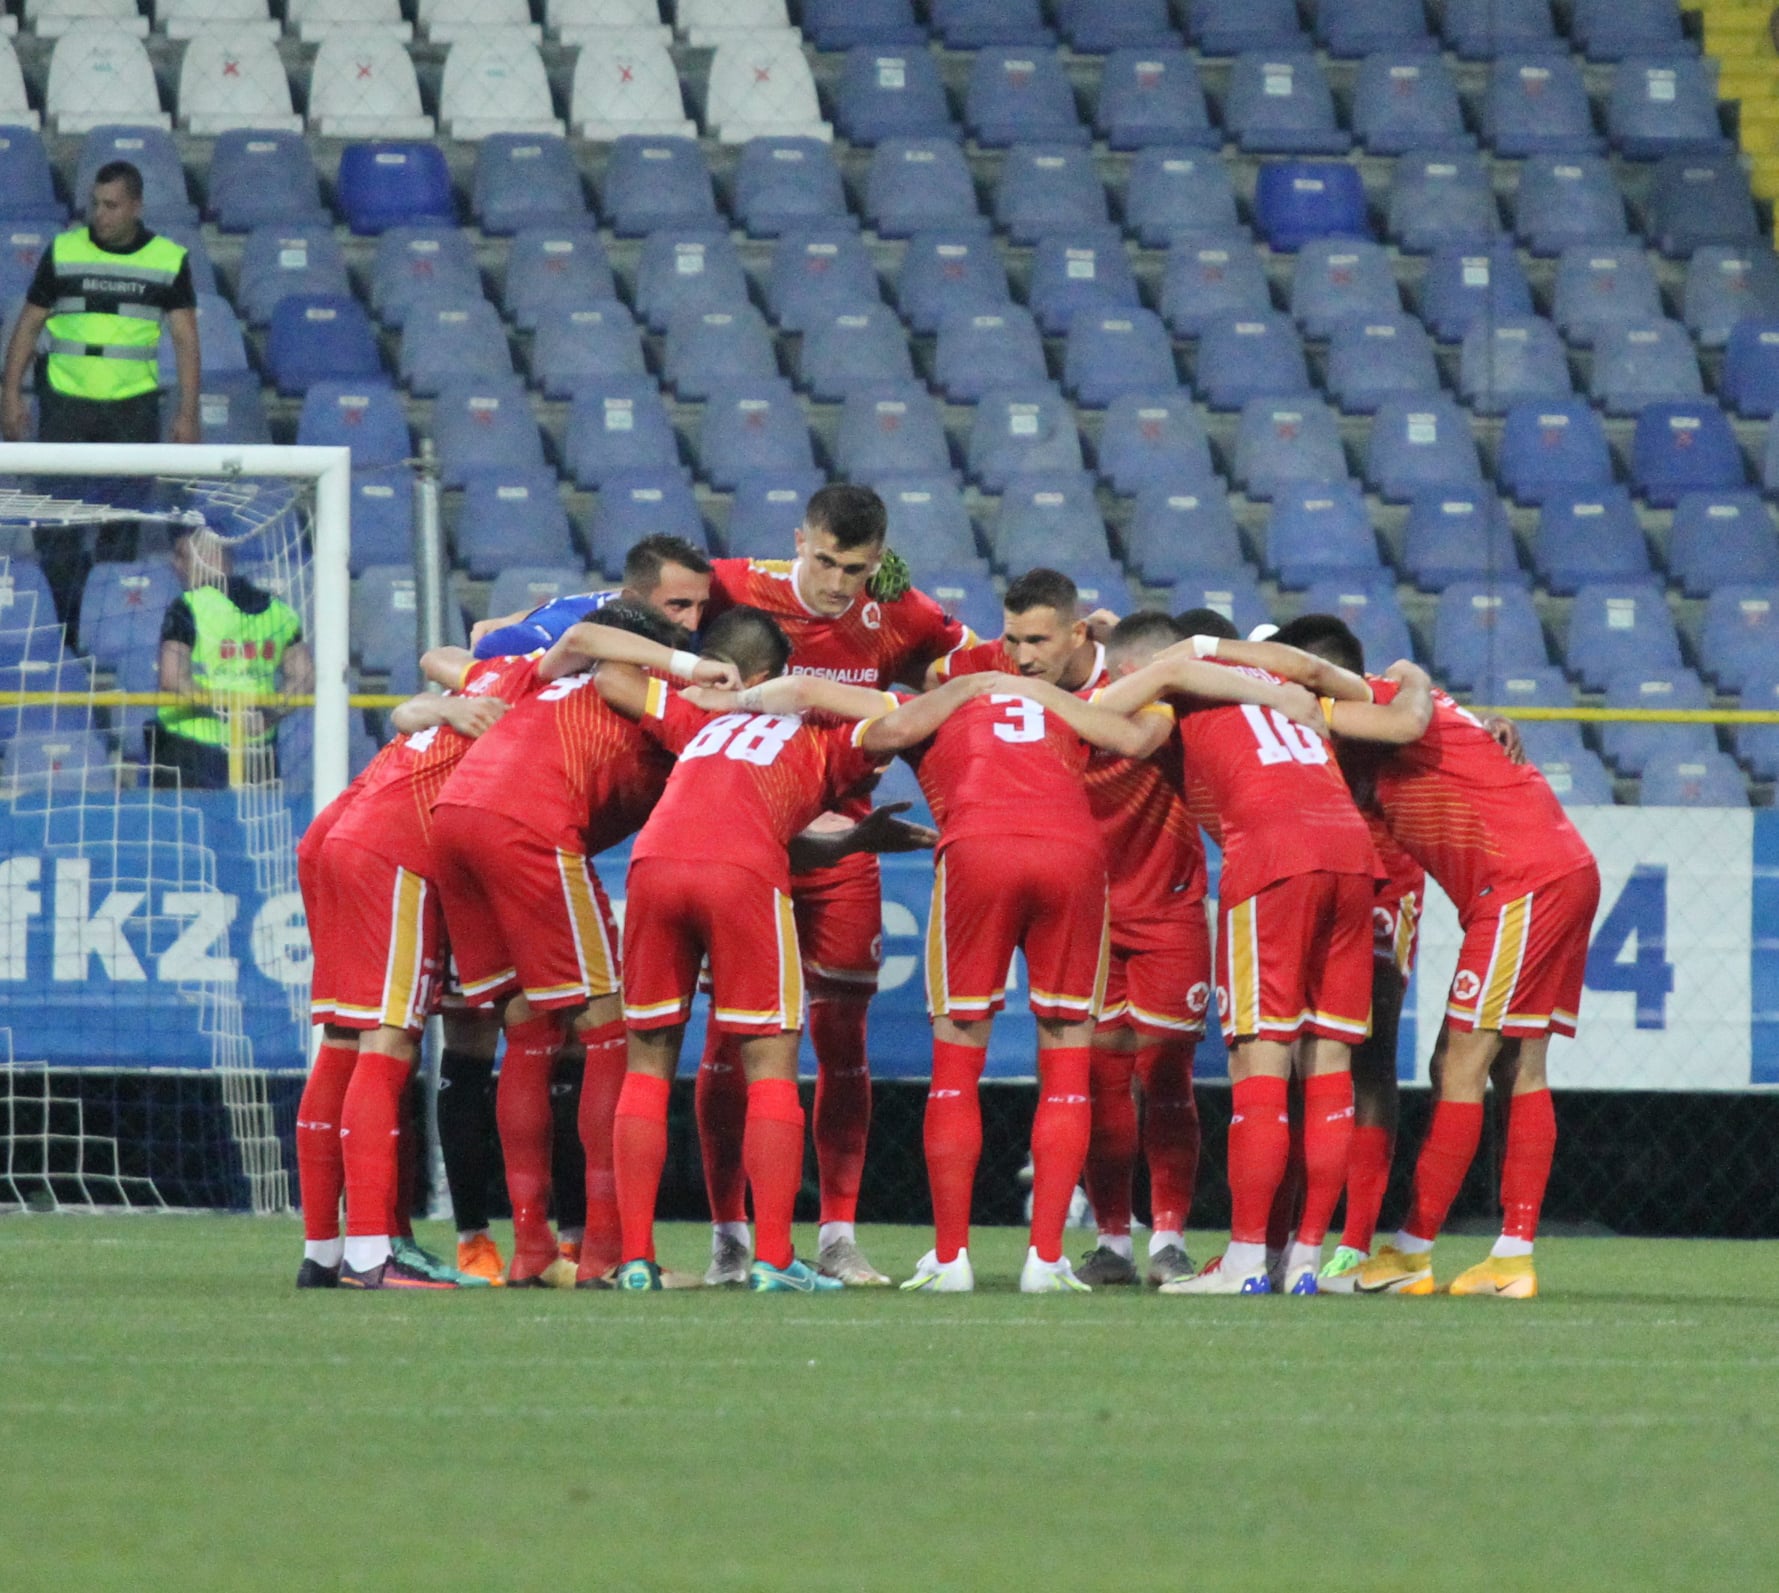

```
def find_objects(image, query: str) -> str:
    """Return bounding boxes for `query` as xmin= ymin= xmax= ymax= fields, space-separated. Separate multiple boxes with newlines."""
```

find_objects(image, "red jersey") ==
xmin=1368 ymin=807 xmax=1425 ymax=912
xmin=1361 ymin=676 xmax=1596 ymax=912
xmin=932 ymin=636 xmax=1107 ymax=689
xmin=1085 ymin=716 xmax=1208 ymax=923
xmin=1174 ymin=659 xmax=1378 ymax=907
xmin=327 ymin=655 xmax=535 ymax=874
xmin=630 ymin=679 xmax=889 ymax=890
xmin=433 ymin=662 xmax=675 ymax=855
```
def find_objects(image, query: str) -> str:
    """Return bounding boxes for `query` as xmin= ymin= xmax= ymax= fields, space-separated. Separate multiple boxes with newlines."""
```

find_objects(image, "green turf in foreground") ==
xmin=3 ymin=1219 xmax=1777 ymax=1592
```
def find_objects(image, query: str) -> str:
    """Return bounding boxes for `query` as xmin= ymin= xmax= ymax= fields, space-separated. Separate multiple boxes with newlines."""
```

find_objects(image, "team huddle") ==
xmin=293 ymin=483 xmax=1600 ymax=1298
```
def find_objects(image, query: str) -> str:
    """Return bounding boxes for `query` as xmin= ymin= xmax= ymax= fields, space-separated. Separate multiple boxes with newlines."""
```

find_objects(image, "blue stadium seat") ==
xmin=1459 ymin=315 xmax=1573 ymax=414
xmin=1683 ymin=245 xmax=1779 ymax=349
xmin=3 ymin=727 xmax=109 ymax=790
xmin=277 ymin=709 xmax=381 ymax=789
xmin=238 ymin=224 xmax=350 ymax=326
xmin=664 ymin=305 xmax=779 ymax=401
xmin=1028 ymin=229 xmax=1140 ymax=334
xmin=1233 ymin=395 xmax=1349 ymax=498
xmin=1551 ymin=245 xmax=1664 ymax=345
xmin=1483 ymin=55 xmax=1602 ymax=157
xmin=966 ymin=385 xmax=1085 ymax=491
xmin=1057 ymin=0 xmax=1177 ymax=51
xmin=801 ymin=0 xmax=925 ymax=49
xmin=1443 ymin=0 xmax=1562 ymax=59
xmin=176 ymin=373 xmax=271 ymax=447
xmin=1160 ymin=233 xmax=1273 ymax=334
xmin=1300 ymin=579 xmax=1416 ymax=667
xmin=1367 ymin=396 xmax=1485 ymax=500
xmin=965 ymin=49 xmax=1089 ymax=149
xmin=371 ymin=226 xmax=483 ymax=329
xmin=347 ymin=468 xmax=414 ymax=575
xmin=0 ymin=225 xmax=52 ymax=308
xmin=697 ymin=380 xmax=816 ymax=491
xmin=834 ymin=47 xmax=957 ymax=145
xmin=1667 ymin=492 xmax=1779 ymax=596
xmin=485 ymin=568 xmax=586 ymax=634
xmin=266 ymin=295 xmax=384 ymax=396
xmin=455 ymin=469 xmax=576 ymax=579
xmin=896 ymin=229 xmax=1013 ymax=335
xmin=400 ymin=297 xmax=512 ymax=397
xmin=564 ymin=377 xmax=682 ymax=490
xmin=1254 ymin=160 xmax=1369 ymax=251
xmin=767 ymin=226 xmax=882 ymax=332
xmin=1537 ymin=750 xmax=1616 ymax=803
xmin=1095 ymin=49 xmax=1218 ymax=151
xmin=872 ymin=477 xmax=978 ymax=572
xmin=800 ymin=306 xmax=916 ymax=403
xmin=1319 ymin=0 xmax=1437 ymax=58
xmin=865 ymin=140 xmax=985 ymax=237
xmin=1063 ymin=309 xmax=1178 ymax=408
xmin=1648 ymin=151 xmax=1759 ymax=258
xmin=503 ymin=227 xmax=617 ymax=332
xmin=1600 ymin=666 xmax=1716 ymax=777
xmin=1762 ymin=416 xmax=1779 ymax=496
xmin=471 ymin=135 xmax=589 ymax=236
xmin=995 ymin=144 xmax=1109 ymax=244
xmin=1574 ymin=0 xmax=1687 ymax=62
xmin=1566 ymin=581 xmax=1680 ymax=690
xmin=337 ymin=142 xmax=455 ymax=236
xmin=1265 ymin=481 xmax=1380 ymax=587
xmin=431 ymin=378 xmax=548 ymax=489
xmin=1124 ymin=149 xmax=1240 ymax=247
xmin=1403 ymin=489 xmax=1525 ymax=589
xmin=1630 ymin=401 xmax=1747 ymax=506
xmin=1170 ymin=568 xmax=1271 ymax=635
xmin=585 ymin=470 xmax=706 ymax=576
xmin=1736 ymin=670 xmax=1779 ymax=779
xmin=352 ymin=566 xmax=425 ymax=674
xmin=733 ymin=138 xmax=850 ymax=240
xmin=1433 ymin=582 xmax=1550 ymax=689
xmin=1188 ymin=0 xmax=1306 ymax=56
xmin=990 ymin=473 xmax=1110 ymax=572
xmin=601 ymin=138 xmax=720 ymax=237
xmin=1194 ymin=311 xmax=1310 ymax=410
xmin=932 ymin=0 xmax=1052 ymax=48
xmin=836 ymin=386 xmax=953 ymax=481
xmin=529 ymin=303 xmax=646 ymax=400
xmin=723 ymin=472 xmax=826 ymax=560
xmin=77 ymin=560 xmax=180 ymax=665
xmin=207 ymin=131 xmax=326 ymax=233
xmin=297 ymin=381 xmax=411 ymax=468
xmin=1533 ymin=488 xmax=1652 ymax=594
xmin=1326 ymin=315 xmax=1441 ymax=413
xmin=1497 ymin=401 xmax=1613 ymax=505
xmin=921 ymin=564 xmax=1004 ymax=640
xmin=1225 ymin=51 xmax=1350 ymax=154
xmin=77 ymin=130 xmax=195 ymax=228
xmin=1514 ymin=156 xmax=1629 ymax=256
xmin=1723 ymin=320 xmax=1779 ymax=418
xmin=1288 ymin=238 xmax=1401 ymax=337
xmin=1473 ymin=664 xmax=1584 ymax=762
xmin=1640 ymin=749 xmax=1747 ymax=807
xmin=1418 ymin=243 xmax=1535 ymax=340
xmin=634 ymin=228 xmax=748 ymax=332
xmin=1608 ymin=57 xmax=1727 ymax=160
xmin=1095 ymin=393 xmax=1218 ymax=496
xmin=1387 ymin=150 xmax=1498 ymax=254
xmin=1057 ymin=559 xmax=1132 ymax=613
xmin=151 ymin=294 xmax=248 ymax=395
xmin=1353 ymin=52 xmax=1469 ymax=155
xmin=934 ymin=307 xmax=1048 ymax=404
xmin=1590 ymin=319 xmax=1704 ymax=416
xmin=1123 ymin=486 xmax=1248 ymax=585
xmin=1701 ymin=583 xmax=1779 ymax=690
xmin=0 ymin=130 xmax=64 ymax=226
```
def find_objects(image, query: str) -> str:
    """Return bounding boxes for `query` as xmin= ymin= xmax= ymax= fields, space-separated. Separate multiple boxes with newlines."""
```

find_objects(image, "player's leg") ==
xmin=571 ymin=994 xmax=629 ymax=1284
xmin=736 ymin=1030 xmax=823 ymax=1290
xmin=436 ymin=1005 xmax=505 ymax=1283
xmin=496 ymin=995 xmax=572 ymax=1284
xmin=693 ymin=1026 xmax=751 ymax=1281
xmin=1321 ymin=962 xmax=1404 ymax=1290
xmin=1081 ymin=1012 xmax=1142 ymax=1285
xmin=551 ymin=1042 xmax=586 ymax=1265
xmin=295 ymin=1024 xmax=358 ymax=1286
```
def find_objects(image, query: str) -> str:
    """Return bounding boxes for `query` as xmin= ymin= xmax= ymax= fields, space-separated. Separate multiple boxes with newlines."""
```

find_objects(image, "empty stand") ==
xmin=991 ymin=474 xmax=1111 ymax=574
xmin=766 ymin=226 xmax=881 ymax=331
xmin=1533 ymin=488 xmax=1652 ymax=594
xmin=835 ymin=387 xmax=953 ymax=481
xmin=1497 ymin=401 xmax=1614 ymax=505
xmin=1288 ymin=238 xmax=1401 ymax=338
xmin=1233 ymin=395 xmax=1348 ymax=499
xmin=1095 ymin=393 xmax=1217 ymax=496
xmin=266 ymin=295 xmax=383 ymax=395
xmin=456 ymin=471 xmax=576 ymax=579
xmin=734 ymin=138 xmax=849 ymax=237
xmin=1458 ymin=315 xmax=1574 ymax=414
xmin=178 ymin=33 xmax=299 ymax=134
xmin=564 ymin=377 xmax=682 ymax=488
xmin=572 ymin=38 xmax=695 ymax=140
xmin=1667 ymin=493 xmax=1779 ymax=596
xmin=995 ymin=144 xmax=1108 ymax=244
xmin=834 ymin=46 xmax=954 ymax=144
xmin=530 ymin=302 xmax=646 ymax=399
xmin=1601 ymin=668 xmax=1716 ymax=778
xmin=400 ymin=297 xmax=513 ymax=396
xmin=706 ymin=32 xmax=830 ymax=143
xmin=1551 ymin=245 xmax=1664 ymax=344
xmin=1367 ymin=396 xmax=1485 ymax=500
xmin=1193 ymin=312 xmax=1310 ymax=411
xmin=1388 ymin=151 xmax=1499 ymax=253
xmin=634 ymin=227 xmax=747 ymax=330
xmin=1589 ymin=320 xmax=1704 ymax=416
xmin=1160 ymin=234 xmax=1273 ymax=335
xmin=336 ymin=142 xmax=454 ymax=233
xmin=1402 ymin=490 xmax=1525 ymax=589
xmin=585 ymin=471 xmax=705 ymax=575
xmin=1433 ymin=582 xmax=1550 ymax=689
xmin=1567 ymin=581 xmax=1681 ymax=691
xmin=1124 ymin=148 xmax=1238 ymax=247
xmin=297 ymin=382 xmax=411 ymax=468
xmin=473 ymin=135 xmax=590 ymax=234
xmin=1264 ymin=481 xmax=1380 ymax=587
xmin=724 ymin=472 xmax=825 ymax=559
xmin=964 ymin=49 xmax=1087 ymax=148
xmin=697 ymin=380 xmax=816 ymax=490
xmin=1095 ymin=48 xmax=1217 ymax=152
xmin=1353 ymin=53 xmax=1467 ymax=155
xmin=896 ymin=229 xmax=1011 ymax=334
xmin=441 ymin=36 xmax=564 ymax=140
xmin=309 ymin=34 xmax=432 ymax=138
xmin=799 ymin=306 xmax=916 ymax=402
xmin=1028 ymin=229 xmax=1139 ymax=334
xmin=1123 ymin=488 xmax=1246 ymax=586
xmin=1419 ymin=243 xmax=1534 ymax=341
xmin=432 ymin=377 xmax=548 ymax=487
xmin=601 ymin=138 xmax=718 ymax=235
xmin=1700 ymin=584 xmax=1779 ymax=692
xmin=865 ymin=139 xmax=984 ymax=237
xmin=1062 ymin=309 xmax=1177 ymax=408
xmin=503 ymin=226 xmax=616 ymax=330
xmin=664 ymin=305 xmax=779 ymax=401
xmin=1631 ymin=401 xmax=1747 ymax=506
xmin=1225 ymin=51 xmax=1349 ymax=155
xmin=1253 ymin=160 xmax=1368 ymax=251
xmin=207 ymin=131 xmax=326 ymax=231
xmin=1325 ymin=316 xmax=1441 ymax=414
xmin=966 ymin=385 xmax=1084 ymax=491
xmin=1483 ymin=56 xmax=1601 ymax=158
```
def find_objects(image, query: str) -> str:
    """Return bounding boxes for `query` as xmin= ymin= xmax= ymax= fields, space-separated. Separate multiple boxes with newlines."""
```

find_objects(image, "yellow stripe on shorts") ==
xmin=776 ymin=888 xmax=804 ymax=1030
xmin=557 ymin=850 xmax=618 ymax=999
xmin=1478 ymin=892 xmax=1533 ymax=1031
xmin=924 ymin=856 xmax=949 ymax=1017
xmin=379 ymin=867 xmax=428 ymax=1031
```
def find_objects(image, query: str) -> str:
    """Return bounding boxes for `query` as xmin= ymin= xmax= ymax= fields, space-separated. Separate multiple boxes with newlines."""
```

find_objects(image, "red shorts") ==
xmin=926 ymin=834 xmax=1109 ymax=1023
xmin=1097 ymin=903 xmax=1213 ymax=1037
xmin=298 ymin=790 xmax=353 ymax=1025
xmin=623 ymin=856 xmax=804 ymax=1037
xmin=1373 ymin=887 xmax=1421 ymax=979
xmin=431 ymin=803 xmax=618 ymax=1012
xmin=313 ymin=836 xmax=443 ymax=1033
xmin=1445 ymin=862 xmax=1601 ymax=1039
xmin=790 ymin=851 xmax=882 ymax=996
xmin=1217 ymin=870 xmax=1373 ymax=1045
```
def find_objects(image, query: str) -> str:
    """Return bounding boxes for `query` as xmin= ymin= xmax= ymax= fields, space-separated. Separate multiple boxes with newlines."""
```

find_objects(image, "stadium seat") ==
xmin=1095 ymin=393 xmax=1217 ymax=497
xmin=1300 ymin=579 xmax=1416 ymax=667
xmin=1443 ymin=0 xmax=1561 ymax=59
xmin=1123 ymin=487 xmax=1247 ymax=586
xmin=1160 ymin=234 xmax=1273 ymax=335
xmin=309 ymin=34 xmax=432 ymax=138
xmin=920 ymin=564 xmax=1003 ymax=641
xmin=77 ymin=559 xmax=180 ymax=663
xmin=1640 ymin=749 xmax=1747 ymax=807
xmin=563 ymin=377 xmax=681 ymax=489
xmin=931 ymin=0 xmax=1050 ymax=48
xmin=1668 ymin=492 xmax=1779 ymax=596
xmin=833 ymin=46 xmax=955 ymax=145
xmin=289 ymin=0 xmax=410 ymax=40
xmin=206 ymin=130 xmax=325 ymax=231
xmin=600 ymin=138 xmax=718 ymax=236
xmin=1735 ymin=670 xmax=1779 ymax=779
xmin=634 ymin=228 xmax=747 ymax=331
xmin=0 ymin=42 xmax=37 ymax=136
xmin=1319 ymin=0 xmax=1436 ymax=59
xmin=673 ymin=0 xmax=788 ymax=47
xmin=399 ymin=297 xmax=513 ymax=397
xmin=865 ymin=139 xmax=984 ymax=238
xmin=1551 ymin=245 xmax=1664 ymax=345
xmin=895 ymin=229 xmax=1012 ymax=335
xmin=872 ymin=477 xmax=977 ymax=572
xmin=1233 ymin=395 xmax=1348 ymax=499
xmin=964 ymin=49 xmax=1088 ymax=149
xmin=484 ymin=566 xmax=584 ymax=632
xmin=1497 ymin=401 xmax=1613 ymax=506
xmin=351 ymin=564 xmax=422 ymax=673
xmin=1483 ymin=55 xmax=1602 ymax=157
xmin=1386 ymin=150 xmax=1498 ymax=254
xmin=1288 ymin=238 xmax=1401 ymax=338
xmin=75 ymin=127 xmax=192 ymax=223
xmin=1028 ymin=230 xmax=1139 ymax=334
xmin=238 ymin=224 xmax=350 ymax=325
xmin=1352 ymin=52 xmax=1468 ymax=155
xmin=1536 ymin=751 xmax=1615 ymax=804
xmin=1193 ymin=312 xmax=1310 ymax=411
xmin=767 ymin=226 xmax=882 ymax=332
xmin=1573 ymin=0 xmax=1685 ymax=62
xmin=4 ymin=728 xmax=108 ymax=790
xmin=1514 ymin=156 xmax=1628 ymax=256
xmin=1700 ymin=583 xmax=1779 ymax=691
xmin=799 ymin=306 xmax=916 ymax=403
xmin=1253 ymin=160 xmax=1368 ymax=252
xmin=1056 ymin=0 xmax=1175 ymax=52
xmin=1608 ymin=57 xmax=1726 ymax=160
xmin=1124 ymin=148 xmax=1239 ymax=247
xmin=503 ymin=227 xmax=616 ymax=331
xmin=1187 ymin=0 xmax=1305 ymax=57
xmin=835 ymin=387 xmax=953 ymax=482
xmin=431 ymin=378 xmax=547 ymax=488
xmin=178 ymin=33 xmax=300 ymax=134
xmin=336 ymin=142 xmax=454 ymax=234
xmin=734 ymin=138 xmax=850 ymax=238
xmin=1458 ymin=315 xmax=1573 ymax=414
xmin=176 ymin=371 xmax=270 ymax=445
xmin=472 ymin=135 xmax=588 ymax=235
xmin=989 ymin=473 xmax=1110 ymax=573
xmin=1566 ymin=581 xmax=1680 ymax=690
xmin=1367 ymin=396 xmax=1485 ymax=501
xmin=722 ymin=472 xmax=825 ymax=560
xmin=799 ymin=0 xmax=923 ymax=51
xmin=1264 ymin=481 xmax=1380 ymax=587
xmin=664 ymin=305 xmax=778 ymax=401
xmin=439 ymin=36 xmax=563 ymax=141
xmin=1533 ymin=487 xmax=1652 ymax=595
xmin=571 ymin=38 xmax=694 ymax=140
xmin=696 ymin=380 xmax=815 ymax=491
xmin=1590 ymin=319 xmax=1705 ymax=416
xmin=1326 ymin=315 xmax=1441 ymax=414
xmin=419 ymin=0 xmax=539 ymax=43
xmin=965 ymin=386 xmax=1084 ymax=492
xmin=1094 ymin=49 xmax=1218 ymax=152
xmin=1433 ymin=582 xmax=1550 ymax=689
xmin=297 ymin=382 xmax=410 ymax=468
xmin=530 ymin=302 xmax=646 ymax=399
xmin=1418 ymin=243 xmax=1535 ymax=342
xmin=1683 ymin=245 xmax=1779 ymax=350
xmin=1600 ymin=666 xmax=1716 ymax=777
xmin=1170 ymin=568 xmax=1271 ymax=636
xmin=1647 ymin=152 xmax=1758 ymax=258
xmin=0 ymin=131 xmax=63 ymax=224
xmin=994 ymin=144 xmax=1109 ymax=245
xmin=265 ymin=294 xmax=383 ymax=395
xmin=1062 ymin=309 xmax=1177 ymax=408
xmin=371 ymin=226 xmax=482 ymax=329
xmin=1630 ymin=401 xmax=1747 ymax=507
xmin=455 ymin=470 xmax=575 ymax=579
xmin=47 ymin=31 xmax=167 ymax=134
xmin=1472 ymin=663 xmax=1583 ymax=762
xmin=0 ymin=226 xmax=49 ymax=308
xmin=706 ymin=32 xmax=830 ymax=144
xmin=1723 ymin=320 xmax=1779 ymax=419
xmin=1225 ymin=51 xmax=1349 ymax=155
xmin=1403 ymin=489 xmax=1525 ymax=589
xmin=584 ymin=470 xmax=705 ymax=575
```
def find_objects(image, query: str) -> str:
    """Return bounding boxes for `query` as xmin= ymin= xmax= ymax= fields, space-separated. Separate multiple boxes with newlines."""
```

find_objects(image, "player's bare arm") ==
xmin=1095 ymin=656 xmax=1328 ymax=736
xmin=1482 ymin=713 xmax=1528 ymax=764
xmin=420 ymin=645 xmax=477 ymax=690
xmin=540 ymin=620 xmax=741 ymax=689
xmin=1323 ymin=660 xmax=1435 ymax=745
xmin=469 ymin=609 xmax=528 ymax=647
xmin=681 ymin=675 xmax=899 ymax=720
xmin=995 ymin=675 xmax=1171 ymax=758
xmin=858 ymin=671 xmax=1006 ymax=753
xmin=787 ymin=801 xmax=938 ymax=872
xmin=590 ymin=660 xmax=651 ymax=719
xmin=1180 ymin=636 xmax=1372 ymax=702
xmin=387 ymin=692 xmax=508 ymax=738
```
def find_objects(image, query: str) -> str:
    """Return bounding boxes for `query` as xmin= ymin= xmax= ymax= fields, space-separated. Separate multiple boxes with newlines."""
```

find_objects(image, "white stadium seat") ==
xmin=420 ymin=0 xmax=541 ymax=44
xmin=673 ymin=0 xmax=792 ymax=48
xmin=706 ymin=32 xmax=828 ymax=143
xmin=47 ymin=29 xmax=169 ymax=132
xmin=28 ymin=0 xmax=150 ymax=39
xmin=288 ymin=0 xmax=411 ymax=42
xmin=1 ymin=37 xmax=38 ymax=127
xmin=549 ymin=0 xmax=670 ymax=47
xmin=572 ymin=37 xmax=695 ymax=139
xmin=179 ymin=34 xmax=301 ymax=134
xmin=155 ymin=0 xmax=278 ymax=41
xmin=441 ymin=36 xmax=564 ymax=139
xmin=308 ymin=34 xmax=433 ymax=137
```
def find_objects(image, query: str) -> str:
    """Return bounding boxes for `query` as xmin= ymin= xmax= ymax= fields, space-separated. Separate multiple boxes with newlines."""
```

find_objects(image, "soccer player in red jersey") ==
xmin=694 ymin=486 xmax=971 ymax=1286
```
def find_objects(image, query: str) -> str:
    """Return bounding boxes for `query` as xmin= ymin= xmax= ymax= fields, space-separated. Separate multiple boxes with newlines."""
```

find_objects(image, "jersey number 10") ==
xmin=1241 ymin=704 xmax=1329 ymax=767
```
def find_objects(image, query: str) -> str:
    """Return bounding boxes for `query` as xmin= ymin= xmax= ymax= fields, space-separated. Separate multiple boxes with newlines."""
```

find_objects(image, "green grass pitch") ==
xmin=5 ymin=1219 xmax=1778 ymax=1591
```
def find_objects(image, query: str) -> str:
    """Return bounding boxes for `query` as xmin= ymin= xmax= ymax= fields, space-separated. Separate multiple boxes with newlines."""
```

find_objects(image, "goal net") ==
xmin=0 ymin=444 xmax=350 ymax=1214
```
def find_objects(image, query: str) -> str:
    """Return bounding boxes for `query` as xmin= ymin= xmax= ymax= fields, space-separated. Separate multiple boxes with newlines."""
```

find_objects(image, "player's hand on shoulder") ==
xmin=1083 ymin=608 xmax=1120 ymax=642
xmin=1384 ymin=658 xmax=1429 ymax=688
xmin=678 ymin=684 xmax=735 ymax=712
xmin=443 ymin=696 xmax=508 ymax=738
xmin=1482 ymin=713 xmax=1527 ymax=765
xmin=469 ymin=617 xmax=498 ymax=647
xmin=690 ymin=657 xmax=742 ymax=691
xmin=1275 ymin=683 xmax=1330 ymax=739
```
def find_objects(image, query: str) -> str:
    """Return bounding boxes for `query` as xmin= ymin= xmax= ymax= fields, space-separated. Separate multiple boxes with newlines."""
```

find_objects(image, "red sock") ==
xmin=1029 ymin=1046 xmax=1092 ymax=1263
xmin=1136 ymin=1039 xmax=1198 ymax=1233
xmin=1341 ymin=1124 xmax=1395 ymax=1252
xmin=613 ymin=1072 xmax=671 ymax=1264
xmin=296 ymin=1041 xmax=357 ymax=1241
xmin=1228 ymin=1075 xmax=1290 ymax=1246
xmin=1266 ymin=1103 xmax=1306 ymax=1254
xmin=1296 ymin=1072 xmax=1355 ymax=1248
xmin=745 ymin=1078 xmax=807 ymax=1270
xmin=1083 ymin=1049 xmax=1137 ymax=1237
xmin=576 ymin=1020 xmax=628 ymax=1279
xmin=811 ymin=998 xmax=871 ymax=1226
xmin=1499 ymin=1088 xmax=1557 ymax=1243
xmin=394 ymin=1074 xmax=419 ymax=1240
xmin=497 ymin=1013 xmax=564 ymax=1273
xmin=695 ymin=1028 xmax=749 ymax=1226
xmin=924 ymin=1039 xmax=986 ymax=1263
xmin=1404 ymin=1099 xmax=1485 ymax=1242
xmin=341 ymin=1050 xmax=410 ymax=1238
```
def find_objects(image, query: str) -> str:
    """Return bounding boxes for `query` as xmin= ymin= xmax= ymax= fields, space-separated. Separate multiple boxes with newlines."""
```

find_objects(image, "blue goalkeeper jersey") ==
xmin=472 ymin=588 xmax=619 ymax=659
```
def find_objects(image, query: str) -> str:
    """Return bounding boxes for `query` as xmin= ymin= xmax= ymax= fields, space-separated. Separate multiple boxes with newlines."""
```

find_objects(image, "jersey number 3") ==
xmin=1241 ymin=704 xmax=1328 ymax=766
xmin=682 ymin=711 xmax=801 ymax=767
xmin=989 ymin=694 xmax=1044 ymax=744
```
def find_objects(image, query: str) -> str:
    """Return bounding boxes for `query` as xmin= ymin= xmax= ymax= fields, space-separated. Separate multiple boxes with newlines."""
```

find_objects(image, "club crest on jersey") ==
xmin=1185 ymin=982 xmax=1210 ymax=1017
xmin=1215 ymin=985 xmax=1230 ymax=1019
xmin=861 ymin=601 xmax=882 ymax=631
xmin=1373 ymin=906 xmax=1398 ymax=939
xmin=1451 ymin=969 xmax=1483 ymax=1002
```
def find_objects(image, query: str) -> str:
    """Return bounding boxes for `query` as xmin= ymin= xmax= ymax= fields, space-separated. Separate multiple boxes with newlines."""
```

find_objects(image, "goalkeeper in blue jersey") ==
xmin=470 ymin=533 xmax=712 ymax=659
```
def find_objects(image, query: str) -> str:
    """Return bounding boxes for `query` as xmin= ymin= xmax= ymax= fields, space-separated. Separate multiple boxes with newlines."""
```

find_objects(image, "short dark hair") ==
xmin=701 ymin=605 xmax=791 ymax=681
xmin=624 ymin=533 xmax=711 ymax=591
xmin=586 ymin=597 xmax=687 ymax=651
xmin=93 ymin=161 xmax=144 ymax=203
xmin=1003 ymin=568 xmax=1079 ymax=618
xmin=804 ymin=484 xmax=887 ymax=551
xmin=1173 ymin=606 xmax=1239 ymax=641
xmin=1105 ymin=610 xmax=1182 ymax=667
xmin=1273 ymin=613 xmax=1365 ymax=674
